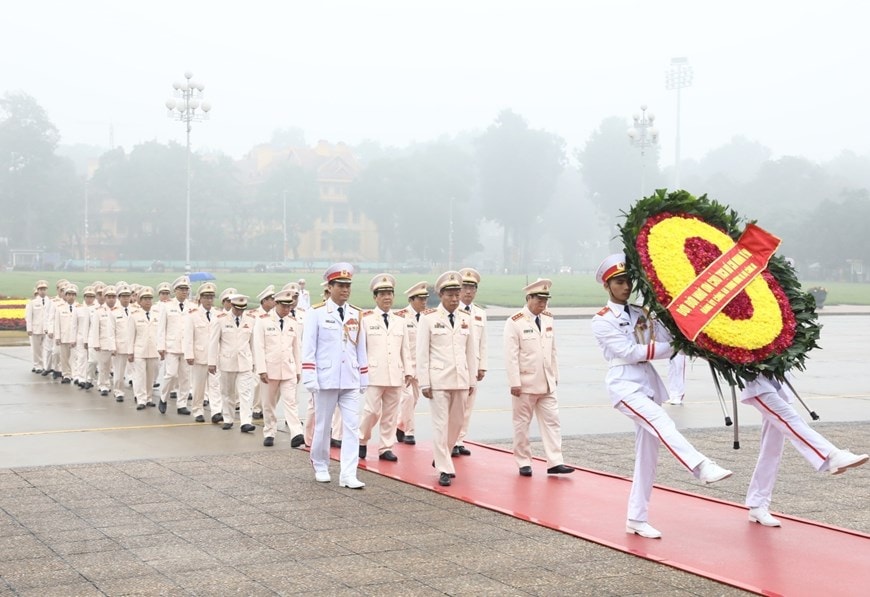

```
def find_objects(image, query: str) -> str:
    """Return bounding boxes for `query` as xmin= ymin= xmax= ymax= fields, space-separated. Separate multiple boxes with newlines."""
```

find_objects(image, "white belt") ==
xmin=609 ymin=358 xmax=648 ymax=367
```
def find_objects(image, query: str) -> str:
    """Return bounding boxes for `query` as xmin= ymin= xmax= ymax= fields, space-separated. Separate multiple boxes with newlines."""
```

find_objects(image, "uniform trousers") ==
xmin=430 ymin=389 xmax=468 ymax=475
xmin=132 ymin=357 xmax=159 ymax=405
xmin=304 ymin=395 xmax=342 ymax=446
xmin=58 ymin=342 xmax=73 ymax=378
xmin=46 ymin=339 xmax=59 ymax=373
xmin=615 ymin=392 xmax=706 ymax=523
xmin=29 ymin=334 xmax=45 ymax=370
xmin=512 ymin=392 xmax=564 ymax=468
xmin=252 ymin=380 xmax=263 ymax=414
xmin=744 ymin=392 xmax=837 ymax=509
xmin=161 ymin=353 xmax=190 ymax=403
xmin=262 ymin=378 xmax=301 ymax=439
xmin=190 ymin=364 xmax=222 ymax=418
xmin=94 ymin=350 xmax=112 ymax=392
xmin=667 ymin=352 xmax=687 ymax=401
xmin=397 ymin=379 xmax=420 ymax=435
xmin=456 ymin=386 xmax=476 ymax=447
xmin=73 ymin=342 xmax=88 ymax=382
xmin=359 ymin=386 xmax=402 ymax=453
xmin=86 ymin=347 xmax=98 ymax=384
xmin=310 ymin=389 xmax=360 ymax=481
xmin=220 ymin=370 xmax=254 ymax=425
xmin=112 ymin=354 xmax=130 ymax=398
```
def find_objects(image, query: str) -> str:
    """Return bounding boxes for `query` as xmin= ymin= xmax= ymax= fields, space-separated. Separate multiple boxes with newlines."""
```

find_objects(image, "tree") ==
xmin=475 ymin=110 xmax=565 ymax=272
xmin=792 ymin=190 xmax=870 ymax=279
xmin=696 ymin=135 xmax=772 ymax=184
xmin=254 ymin=161 xmax=320 ymax=260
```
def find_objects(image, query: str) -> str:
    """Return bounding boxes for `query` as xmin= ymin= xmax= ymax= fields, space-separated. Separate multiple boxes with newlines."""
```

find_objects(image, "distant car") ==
xmin=559 ymin=265 xmax=572 ymax=274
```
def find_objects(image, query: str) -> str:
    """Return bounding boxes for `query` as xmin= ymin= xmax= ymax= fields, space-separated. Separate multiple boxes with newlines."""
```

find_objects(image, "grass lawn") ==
xmin=1 ymin=271 xmax=867 ymax=309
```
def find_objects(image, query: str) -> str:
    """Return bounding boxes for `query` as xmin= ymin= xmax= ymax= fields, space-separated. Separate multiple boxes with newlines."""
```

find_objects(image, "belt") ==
xmin=609 ymin=358 xmax=648 ymax=367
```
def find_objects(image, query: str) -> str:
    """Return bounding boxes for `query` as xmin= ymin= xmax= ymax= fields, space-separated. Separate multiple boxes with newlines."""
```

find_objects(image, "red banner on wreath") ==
xmin=666 ymin=223 xmax=782 ymax=341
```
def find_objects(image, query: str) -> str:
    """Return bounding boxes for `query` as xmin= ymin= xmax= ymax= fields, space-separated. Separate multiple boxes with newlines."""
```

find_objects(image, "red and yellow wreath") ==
xmin=620 ymin=190 xmax=820 ymax=386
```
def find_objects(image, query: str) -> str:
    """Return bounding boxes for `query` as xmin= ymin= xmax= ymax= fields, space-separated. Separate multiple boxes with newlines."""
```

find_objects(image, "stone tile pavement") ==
xmin=2 ymin=421 xmax=868 ymax=596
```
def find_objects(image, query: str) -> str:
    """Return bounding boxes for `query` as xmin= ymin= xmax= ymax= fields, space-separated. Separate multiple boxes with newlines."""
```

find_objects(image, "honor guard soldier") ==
xmin=253 ymin=288 xmax=303 ymax=447
xmin=127 ymin=287 xmax=160 ymax=410
xmin=250 ymin=285 xmax=276 ymax=421
xmin=25 ymin=280 xmax=50 ymax=373
xmin=185 ymin=283 xmax=222 ymax=423
xmin=71 ymin=286 xmax=96 ymax=388
xmin=209 ymin=294 xmax=257 ymax=433
xmin=395 ymin=281 xmax=429 ymax=446
xmin=158 ymin=276 xmax=193 ymax=411
xmin=504 ymin=279 xmax=573 ymax=477
xmin=454 ymin=267 xmax=487 ymax=457
xmin=53 ymin=284 xmax=79 ymax=383
xmin=301 ymin=263 xmax=369 ymax=488
xmin=110 ymin=285 xmax=134 ymax=401
xmin=90 ymin=285 xmax=117 ymax=396
xmin=417 ymin=271 xmax=478 ymax=487
xmin=591 ymin=253 xmax=732 ymax=539
xmin=358 ymin=274 xmax=414 ymax=462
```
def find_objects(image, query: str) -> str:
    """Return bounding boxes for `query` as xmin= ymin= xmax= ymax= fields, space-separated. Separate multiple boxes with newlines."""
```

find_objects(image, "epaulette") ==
xmin=349 ymin=303 xmax=362 ymax=312
xmin=259 ymin=313 xmax=270 ymax=318
xmin=312 ymin=302 xmax=325 ymax=309
xmin=422 ymin=308 xmax=437 ymax=315
xmin=395 ymin=308 xmax=408 ymax=317
xmin=245 ymin=310 xmax=257 ymax=317
xmin=596 ymin=306 xmax=610 ymax=316
xmin=216 ymin=312 xmax=228 ymax=318
xmin=295 ymin=306 xmax=306 ymax=312
xmin=362 ymin=310 xmax=374 ymax=317
xmin=511 ymin=312 xmax=525 ymax=321
xmin=542 ymin=310 xmax=553 ymax=317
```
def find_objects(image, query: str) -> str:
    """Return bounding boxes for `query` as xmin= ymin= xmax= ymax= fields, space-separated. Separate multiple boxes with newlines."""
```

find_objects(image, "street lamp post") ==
xmin=665 ymin=57 xmax=693 ymax=189
xmin=165 ymin=71 xmax=211 ymax=272
xmin=627 ymin=105 xmax=659 ymax=197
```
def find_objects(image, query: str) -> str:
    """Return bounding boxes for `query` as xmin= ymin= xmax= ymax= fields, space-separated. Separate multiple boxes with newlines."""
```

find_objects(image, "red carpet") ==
xmin=353 ymin=440 xmax=870 ymax=596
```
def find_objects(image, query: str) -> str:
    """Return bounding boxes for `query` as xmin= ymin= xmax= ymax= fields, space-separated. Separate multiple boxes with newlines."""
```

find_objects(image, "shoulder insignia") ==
xmin=542 ymin=310 xmax=553 ymax=317
xmin=259 ymin=313 xmax=270 ymax=318
xmin=596 ymin=306 xmax=610 ymax=316
xmin=511 ymin=312 xmax=525 ymax=321
xmin=216 ymin=312 xmax=228 ymax=318
xmin=422 ymin=308 xmax=437 ymax=315
xmin=296 ymin=306 xmax=306 ymax=312
xmin=245 ymin=310 xmax=257 ymax=317
xmin=395 ymin=309 xmax=407 ymax=317
xmin=362 ymin=310 xmax=374 ymax=317
xmin=348 ymin=303 xmax=362 ymax=312
xmin=312 ymin=302 xmax=325 ymax=309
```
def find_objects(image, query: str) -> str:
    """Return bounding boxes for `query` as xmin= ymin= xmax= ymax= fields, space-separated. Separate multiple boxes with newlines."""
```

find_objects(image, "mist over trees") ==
xmin=2 ymin=91 xmax=869 ymax=280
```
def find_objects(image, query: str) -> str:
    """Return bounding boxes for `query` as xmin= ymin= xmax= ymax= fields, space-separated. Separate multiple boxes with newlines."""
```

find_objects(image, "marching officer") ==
xmin=89 ymin=285 xmax=117 ymax=396
xmin=454 ymin=267 xmax=487 ymax=457
xmin=53 ymin=284 xmax=79 ymax=384
xmin=110 ymin=285 xmax=134 ymax=402
xmin=85 ymin=283 xmax=106 ymax=390
xmin=127 ymin=287 xmax=161 ymax=410
xmin=417 ymin=271 xmax=478 ymax=487
xmin=209 ymin=294 xmax=256 ymax=433
xmin=253 ymin=288 xmax=302 ymax=447
xmin=71 ymin=286 xmax=96 ymax=389
xmin=297 ymin=278 xmax=311 ymax=310
xmin=591 ymin=253 xmax=732 ymax=539
xmin=250 ymin=285 xmax=276 ymax=421
xmin=25 ymin=280 xmax=50 ymax=373
xmin=185 ymin=283 xmax=222 ymax=423
xmin=301 ymin=263 xmax=369 ymax=488
xmin=158 ymin=276 xmax=193 ymax=413
xmin=358 ymin=273 xmax=413 ymax=462
xmin=503 ymin=279 xmax=573 ymax=477
xmin=44 ymin=279 xmax=69 ymax=378
xmin=395 ymin=281 xmax=429 ymax=446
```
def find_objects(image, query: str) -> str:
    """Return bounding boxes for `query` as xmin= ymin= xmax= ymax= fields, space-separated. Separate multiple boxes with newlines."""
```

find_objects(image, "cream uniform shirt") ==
xmin=127 ymin=307 xmax=160 ymax=359
xmin=361 ymin=308 xmax=413 ymax=387
xmin=253 ymin=311 xmax=301 ymax=381
xmin=25 ymin=296 xmax=48 ymax=334
xmin=158 ymin=299 xmax=193 ymax=354
xmin=416 ymin=305 xmax=477 ymax=391
xmin=461 ymin=302 xmax=488 ymax=373
xmin=183 ymin=305 xmax=215 ymax=365
xmin=503 ymin=306 xmax=558 ymax=395
xmin=54 ymin=302 xmax=77 ymax=343
xmin=208 ymin=310 xmax=255 ymax=373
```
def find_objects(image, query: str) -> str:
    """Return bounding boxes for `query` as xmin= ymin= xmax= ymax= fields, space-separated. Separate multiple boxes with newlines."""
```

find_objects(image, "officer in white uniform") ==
xmin=358 ymin=274 xmax=413 ymax=462
xmin=253 ymin=288 xmax=302 ymax=447
xmin=454 ymin=267 xmax=487 ymax=457
xmin=250 ymin=285 xmax=276 ymax=421
xmin=591 ymin=253 xmax=733 ymax=539
xmin=395 ymin=281 xmax=429 ymax=446
xmin=25 ymin=280 xmax=50 ymax=373
xmin=44 ymin=279 xmax=69 ymax=378
xmin=184 ymin=283 xmax=221 ymax=423
xmin=158 ymin=276 xmax=193 ymax=412
xmin=90 ymin=285 xmax=117 ymax=396
xmin=127 ymin=287 xmax=161 ymax=409
xmin=301 ymin=263 xmax=369 ymax=488
xmin=666 ymin=352 xmax=687 ymax=405
xmin=417 ymin=271 xmax=478 ymax=487
xmin=504 ymin=279 xmax=573 ymax=477
xmin=297 ymin=278 xmax=311 ymax=310
xmin=53 ymin=285 xmax=79 ymax=383
xmin=209 ymin=294 xmax=257 ymax=433
xmin=110 ymin=285 xmax=134 ymax=401
xmin=71 ymin=286 xmax=95 ymax=388
xmin=741 ymin=374 xmax=868 ymax=527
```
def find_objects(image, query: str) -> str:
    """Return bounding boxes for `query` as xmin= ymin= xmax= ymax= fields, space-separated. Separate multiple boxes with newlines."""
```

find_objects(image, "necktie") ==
xmin=235 ymin=316 xmax=240 ymax=327
xmin=382 ymin=313 xmax=389 ymax=329
xmin=624 ymin=305 xmax=631 ymax=320
xmin=206 ymin=311 xmax=210 ymax=322
xmin=535 ymin=315 xmax=541 ymax=331
xmin=124 ymin=307 xmax=128 ymax=316
xmin=146 ymin=311 xmax=150 ymax=321
xmin=179 ymin=302 xmax=184 ymax=312
xmin=42 ymin=298 xmax=45 ymax=305
xmin=279 ymin=318 xmax=284 ymax=331
xmin=291 ymin=309 xmax=296 ymax=318
xmin=69 ymin=305 xmax=73 ymax=312
xmin=415 ymin=312 xmax=420 ymax=322
xmin=337 ymin=306 xmax=344 ymax=321
xmin=464 ymin=305 xmax=471 ymax=313
xmin=448 ymin=313 xmax=454 ymax=328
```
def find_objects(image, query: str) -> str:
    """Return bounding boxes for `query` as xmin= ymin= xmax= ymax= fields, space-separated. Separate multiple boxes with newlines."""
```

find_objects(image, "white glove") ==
xmin=303 ymin=381 xmax=319 ymax=393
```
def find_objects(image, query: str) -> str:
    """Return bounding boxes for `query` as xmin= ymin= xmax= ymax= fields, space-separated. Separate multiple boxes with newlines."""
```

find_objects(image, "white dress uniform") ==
xmin=53 ymin=291 xmax=78 ymax=381
xmin=89 ymin=291 xmax=117 ymax=394
xmin=667 ymin=351 xmax=687 ymax=405
xmin=70 ymin=291 xmax=94 ymax=385
xmin=25 ymin=285 xmax=49 ymax=371
xmin=209 ymin=301 xmax=256 ymax=428
xmin=110 ymin=295 xmax=134 ymax=400
xmin=184 ymin=299 xmax=221 ymax=420
xmin=253 ymin=300 xmax=302 ymax=442
xmin=127 ymin=299 xmax=160 ymax=407
xmin=158 ymin=297 xmax=193 ymax=406
xmin=417 ymin=271 xmax=478 ymax=482
xmin=358 ymin=290 xmax=414 ymax=458
xmin=45 ymin=290 xmax=66 ymax=374
xmin=302 ymin=269 xmax=369 ymax=485
xmin=456 ymin=268 xmax=487 ymax=451
xmin=395 ymin=282 xmax=428 ymax=443
xmin=504 ymin=300 xmax=567 ymax=470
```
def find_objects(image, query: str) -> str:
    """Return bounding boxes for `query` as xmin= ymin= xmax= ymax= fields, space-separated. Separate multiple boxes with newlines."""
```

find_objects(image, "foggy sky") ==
xmin=3 ymin=1 xmax=868 ymax=165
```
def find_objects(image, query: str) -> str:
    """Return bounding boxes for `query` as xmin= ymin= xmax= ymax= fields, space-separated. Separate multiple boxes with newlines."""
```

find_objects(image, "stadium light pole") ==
xmin=627 ymin=105 xmax=659 ymax=197
xmin=166 ymin=71 xmax=211 ymax=273
xmin=665 ymin=57 xmax=693 ymax=189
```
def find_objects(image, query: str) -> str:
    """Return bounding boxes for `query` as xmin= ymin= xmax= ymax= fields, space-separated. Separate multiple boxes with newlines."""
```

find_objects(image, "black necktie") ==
xmin=279 ymin=318 xmax=284 ymax=331
xmin=382 ymin=313 xmax=389 ymax=328
xmin=124 ymin=307 xmax=128 ymax=316
xmin=415 ymin=312 xmax=420 ymax=322
xmin=448 ymin=313 xmax=454 ymax=328
xmin=146 ymin=311 xmax=150 ymax=321
xmin=69 ymin=305 xmax=73 ymax=312
xmin=291 ymin=309 xmax=296 ymax=318
xmin=179 ymin=302 xmax=184 ymax=312
xmin=624 ymin=305 xmax=631 ymax=320
xmin=464 ymin=305 xmax=471 ymax=313
xmin=206 ymin=311 xmax=210 ymax=322
xmin=235 ymin=316 xmax=240 ymax=327
xmin=337 ymin=306 xmax=344 ymax=321
xmin=535 ymin=315 xmax=541 ymax=331
xmin=42 ymin=298 xmax=45 ymax=305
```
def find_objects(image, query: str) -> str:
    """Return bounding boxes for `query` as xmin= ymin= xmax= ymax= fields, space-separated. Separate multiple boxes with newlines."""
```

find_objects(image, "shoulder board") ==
xmin=362 ymin=310 xmax=374 ymax=317
xmin=542 ymin=310 xmax=553 ymax=317
xmin=457 ymin=309 xmax=472 ymax=317
xmin=189 ymin=307 xmax=198 ymax=313
xmin=511 ymin=312 xmax=525 ymax=321
xmin=349 ymin=303 xmax=362 ymax=312
xmin=259 ymin=313 xmax=270 ymax=318
xmin=312 ymin=302 xmax=325 ymax=309
xmin=245 ymin=310 xmax=257 ymax=317
xmin=296 ymin=306 xmax=306 ymax=312
xmin=395 ymin=309 xmax=408 ymax=317
xmin=596 ymin=306 xmax=610 ymax=316
xmin=216 ymin=312 xmax=228 ymax=318
xmin=422 ymin=308 xmax=437 ymax=315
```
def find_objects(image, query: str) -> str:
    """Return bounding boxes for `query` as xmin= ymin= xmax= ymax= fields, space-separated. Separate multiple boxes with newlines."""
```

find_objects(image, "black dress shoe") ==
xmin=177 ymin=407 xmax=191 ymax=415
xmin=211 ymin=413 xmax=224 ymax=424
xmin=403 ymin=435 xmax=416 ymax=445
xmin=153 ymin=382 xmax=160 ymax=388
xmin=290 ymin=434 xmax=304 ymax=448
xmin=41 ymin=369 xmax=51 ymax=376
xmin=170 ymin=391 xmax=177 ymax=399
xmin=330 ymin=439 xmax=342 ymax=448
xmin=127 ymin=379 xmax=132 ymax=386
xmin=100 ymin=390 xmax=108 ymax=396
xmin=252 ymin=411 xmax=264 ymax=420
xmin=396 ymin=428 xmax=405 ymax=442
xmin=61 ymin=378 xmax=71 ymax=384
xmin=240 ymin=423 xmax=256 ymax=433
xmin=158 ymin=401 xmax=167 ymax=414
xmin=53 ymin=371 xmax=61 ymax=379
xmin=115 ymin=395 xmax=124 ymax=402
xmin=431 ymin=461 xmax=455 ymax=477
xmin=547 ymin=464 xmax=575 ymax=475
xmin=519 ymin=466 xmax=533 ymax=477
xmin=136 ymin=404 xmax=146 ymax=410
xmin=359 ymin=445 xmax=367 ymax=459
xmin=451 ymin=446 xmax=460 ymax=457
xmin=147 ymin=402 xmax=156 ymax=407
xmin=379 ymin=451 xmax=398 ymax=462
xmin=222 ymin=423 xmax=233 ymax=430
xmin=457 ymin=445 xmax=471 ymax=456
xmin=438 ymin=472 xmax=452 ymax=487
xmin=85 ymin=382 xmax=93 ymax=390
xmin=195 ymin=415 xmax=205 ymax=422
xmin=263 ymin=437 xmax=275 ymax=447
xmin=203 ymin=400 xmax=209 ymax=407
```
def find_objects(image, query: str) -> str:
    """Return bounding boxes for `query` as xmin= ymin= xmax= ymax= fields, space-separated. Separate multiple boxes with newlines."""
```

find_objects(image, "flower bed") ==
xmin=0 ymin=298 xmax=27 ymax=331
xmin=620 ymin=189 xmax=821 ymax=387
